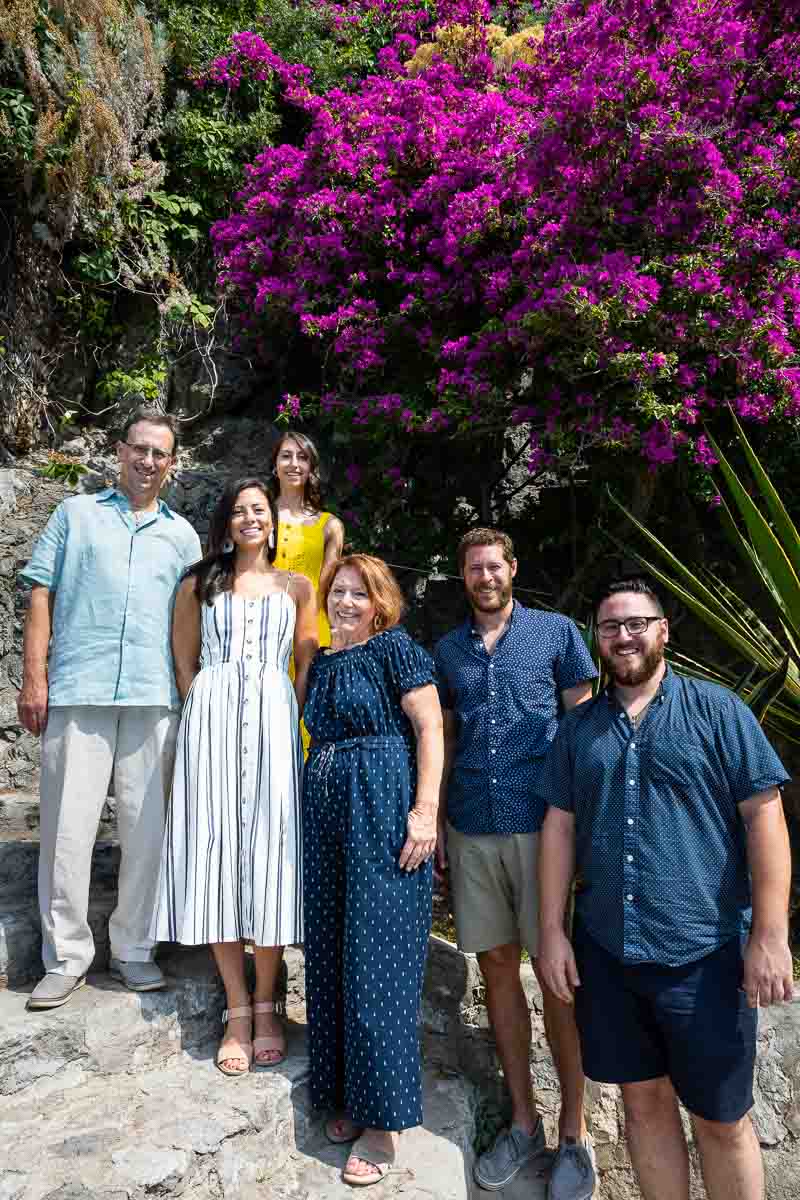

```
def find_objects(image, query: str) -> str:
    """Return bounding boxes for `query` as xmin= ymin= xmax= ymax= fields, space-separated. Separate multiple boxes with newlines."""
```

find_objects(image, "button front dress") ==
xmin=152 ymin=588 xmax=303 ymax=947
xmin=302 ymin=626 xmax=436 ymax=1131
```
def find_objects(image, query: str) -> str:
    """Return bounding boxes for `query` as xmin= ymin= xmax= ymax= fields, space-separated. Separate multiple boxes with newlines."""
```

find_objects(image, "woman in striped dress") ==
xmin=152 ymin=477 xmax=318 ymax=1076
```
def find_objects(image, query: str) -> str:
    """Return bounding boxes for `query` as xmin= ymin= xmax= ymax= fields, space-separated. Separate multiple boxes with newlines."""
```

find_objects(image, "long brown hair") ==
xmin=185 ymin=477 xmax=278 ymax=605
xmin=270 ymin=430 xmax=323 ymax=512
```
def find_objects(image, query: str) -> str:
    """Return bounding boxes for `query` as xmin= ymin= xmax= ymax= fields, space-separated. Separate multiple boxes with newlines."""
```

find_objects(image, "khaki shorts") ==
xmin=446 ymin=823 xmax=539 ymax=957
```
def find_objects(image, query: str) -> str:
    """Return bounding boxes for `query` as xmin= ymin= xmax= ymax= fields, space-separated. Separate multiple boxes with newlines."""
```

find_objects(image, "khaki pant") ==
xmin=446 ymin=823 xmax=540 ymax=957
xmin=39 ymin=705 xmax=179 ymax=977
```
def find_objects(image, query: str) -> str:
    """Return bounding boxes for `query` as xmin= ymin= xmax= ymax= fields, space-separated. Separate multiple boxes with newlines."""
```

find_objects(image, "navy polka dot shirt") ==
xmin=536 ymin=668 xmax=791 ymax=966
xmin=434 ymin=602 xmax=598 ymax=835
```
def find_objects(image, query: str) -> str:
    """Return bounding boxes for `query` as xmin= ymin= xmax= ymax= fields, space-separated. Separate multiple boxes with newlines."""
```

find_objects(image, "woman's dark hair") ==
xmin=187 ymin=478 xmax=278 ymax=605
xmin=270 ymin=430 xmax=323 ymax=512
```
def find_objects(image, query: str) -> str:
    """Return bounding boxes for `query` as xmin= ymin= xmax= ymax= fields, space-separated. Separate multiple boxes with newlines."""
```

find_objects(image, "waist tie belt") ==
xmin=308 ymin=734 xmax=408 ymax=782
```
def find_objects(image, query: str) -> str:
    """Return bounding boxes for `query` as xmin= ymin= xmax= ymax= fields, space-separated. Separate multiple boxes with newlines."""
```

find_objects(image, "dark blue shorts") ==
xmin=573 ymin=923 xmax=758 ymax=1122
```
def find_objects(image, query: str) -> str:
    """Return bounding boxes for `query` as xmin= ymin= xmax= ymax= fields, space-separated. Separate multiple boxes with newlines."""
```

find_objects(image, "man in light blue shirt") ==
xmin=18 ymin=406 xmax=201 ymax=1009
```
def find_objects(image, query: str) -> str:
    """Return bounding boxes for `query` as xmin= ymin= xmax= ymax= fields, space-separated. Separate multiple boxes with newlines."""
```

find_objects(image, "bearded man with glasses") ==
xmin=537 ymin=575 xmax=794 ymax=1200
xmin=18 ymin=406 xmax=201 ymax=1009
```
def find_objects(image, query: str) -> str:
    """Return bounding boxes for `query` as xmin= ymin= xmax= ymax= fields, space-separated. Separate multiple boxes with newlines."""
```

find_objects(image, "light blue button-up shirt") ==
xmin=21 ymin=488 xmax=201 ymax=709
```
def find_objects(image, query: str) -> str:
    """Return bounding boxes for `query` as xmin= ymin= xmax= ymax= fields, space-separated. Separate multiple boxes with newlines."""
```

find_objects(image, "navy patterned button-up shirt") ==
xmin=537 ymin=668 xmax=790 ymax=966
xmin=434 ymin=602 xmax=598 ymax=835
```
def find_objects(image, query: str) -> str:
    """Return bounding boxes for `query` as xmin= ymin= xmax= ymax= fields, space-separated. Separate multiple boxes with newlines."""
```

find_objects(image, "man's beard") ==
xmin=467 ymin=582 xmax=513 ymax=612
xmin=601 ymin=640 xmax=665 ymax=687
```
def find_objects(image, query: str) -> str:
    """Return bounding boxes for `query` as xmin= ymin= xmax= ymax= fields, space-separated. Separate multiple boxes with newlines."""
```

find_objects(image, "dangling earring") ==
xmin=374 ymin=614 xmax=384 ymax=632
xmin=268 ymin=530 xmax=275 ymax=550
xmin=222 ymin=538 xmax=234 ymax=554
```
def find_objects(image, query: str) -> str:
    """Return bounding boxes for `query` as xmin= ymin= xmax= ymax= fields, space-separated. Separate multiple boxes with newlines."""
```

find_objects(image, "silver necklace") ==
xmin=629 ymin=698 xmax=653 ymax=729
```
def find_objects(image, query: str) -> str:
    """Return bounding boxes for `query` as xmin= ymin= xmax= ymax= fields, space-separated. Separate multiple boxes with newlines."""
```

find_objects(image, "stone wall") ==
xmin=422 ymin=936 xmax=800 ymax=1199
xmin=0 ymin=420 xmax=277 ymax=793
xmin=0 ymin=468 xmax=72 ymax=792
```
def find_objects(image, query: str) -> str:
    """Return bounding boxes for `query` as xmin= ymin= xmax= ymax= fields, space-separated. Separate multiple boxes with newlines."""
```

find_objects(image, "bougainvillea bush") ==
xmin=209 ymin=0 xmax=800 ymax=488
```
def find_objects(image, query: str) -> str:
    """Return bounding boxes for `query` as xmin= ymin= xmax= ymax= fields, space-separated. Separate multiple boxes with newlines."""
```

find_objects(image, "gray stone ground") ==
xmin=0 ymin=947 xmax=476 ymax=1200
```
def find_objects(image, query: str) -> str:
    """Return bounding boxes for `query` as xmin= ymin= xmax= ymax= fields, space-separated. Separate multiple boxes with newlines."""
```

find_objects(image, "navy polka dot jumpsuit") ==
xmin=302 ymin=627 xmax=436 ymax=1131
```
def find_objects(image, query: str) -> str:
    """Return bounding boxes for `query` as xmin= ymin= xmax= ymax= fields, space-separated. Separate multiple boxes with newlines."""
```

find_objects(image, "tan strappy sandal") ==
xmin=342 ymin=1134 xmax=404 ymax=1188
xmin=252 ymin=999 xmax=286 ymax=1068
xmin=216 ymin=1004 xmax=253 ymax=1077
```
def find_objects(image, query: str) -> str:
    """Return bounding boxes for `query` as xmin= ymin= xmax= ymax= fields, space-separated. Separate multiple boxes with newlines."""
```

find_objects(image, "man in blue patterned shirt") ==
xmin=435 ymin=528 xmax=598 ymax=1199
xmin=537 ymin=575 xmax=794 ymax=1200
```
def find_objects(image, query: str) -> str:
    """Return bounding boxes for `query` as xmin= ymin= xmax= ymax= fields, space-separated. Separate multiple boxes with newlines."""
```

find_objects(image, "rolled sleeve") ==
xmin=20 ymin=503 xmax=67 ymax=590
xmin=555 ymin=618 xmax=598 ymax=692
xmin=535 ymin=722 xmax=576 ymax=813
xmin=716 ymin=695 xmax=791 ymax=804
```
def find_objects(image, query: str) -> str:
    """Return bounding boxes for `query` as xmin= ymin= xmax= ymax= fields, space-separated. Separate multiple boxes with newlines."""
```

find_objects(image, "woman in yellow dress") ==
xmin=271 ymin=428 xmax=344 ymax=652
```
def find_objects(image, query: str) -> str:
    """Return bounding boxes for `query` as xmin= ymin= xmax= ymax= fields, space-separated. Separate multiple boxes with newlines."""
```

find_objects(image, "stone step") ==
xmin=0 ymin=946 xmax=306 ymax=1095
xmin=0 ymin=893 xmax=117 ymax=991
xmin=0 ymin=790 xmax=117 ymax=840
xmin=0 ymin=837 xmax=119 ymax=902
xmin=0 ymin=834 xmax=120 ymax=989
xmin=0 ymin=965 xmax=476 ymax=1200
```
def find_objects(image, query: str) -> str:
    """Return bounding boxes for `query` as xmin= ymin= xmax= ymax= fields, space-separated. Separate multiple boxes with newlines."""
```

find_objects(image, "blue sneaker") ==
xmin=474 ymin=1119 xmax=549 ymax=1191
xmin=548 ymin=1137 xmax=596 ymax=1200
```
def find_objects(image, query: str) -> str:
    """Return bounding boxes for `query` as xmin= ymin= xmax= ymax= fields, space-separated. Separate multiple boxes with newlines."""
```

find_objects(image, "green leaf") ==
xmin=726 ymin=409 xmax=800 ymax=580
xmin=706 ymin=433 xmax=800 ymax=642
xmin=745 ymin=655 xmax=791 ymax=725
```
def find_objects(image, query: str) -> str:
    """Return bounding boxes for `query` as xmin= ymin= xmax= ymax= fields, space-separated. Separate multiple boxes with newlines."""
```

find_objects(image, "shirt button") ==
xmin=491 ymin=749 xmax=497 ymax=755
xmin=243 ymin=747 xmax=248 ymax=755
xmin=627 ymin=818 xmax=633 ymax=826
xmin=629 ymin=779 xmax=635 ymax=785
xmin=492 ymin=778 xmax=497 ymax=784
xmin=246 ymin=654 xmax=252 ymax=660
xmin=626 ymin=894 xmax=634 ymax=902
xmin=626 ymin=854 xmax=633 ymax=862
xmin=491 ymin=719 xmax=496 ymax=724
xmin=248 ymin=601 xmax=255 ymax=607
xmin=631 ymin=742 xmax=636 ymax=749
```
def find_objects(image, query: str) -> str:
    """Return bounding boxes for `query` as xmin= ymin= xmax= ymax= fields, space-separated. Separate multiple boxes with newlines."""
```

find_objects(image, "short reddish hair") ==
xmin=457 ymin=527 xmax=515 ymax=571
xmin=319 ymin=554 xmax=405 ymax=631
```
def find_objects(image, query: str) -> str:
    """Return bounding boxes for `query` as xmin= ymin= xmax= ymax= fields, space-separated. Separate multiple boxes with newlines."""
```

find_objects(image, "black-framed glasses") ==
xmin=125 ymin=442 xmax=172 ymax=465
xmin=596 ymin=615 xmax=663 ymax=638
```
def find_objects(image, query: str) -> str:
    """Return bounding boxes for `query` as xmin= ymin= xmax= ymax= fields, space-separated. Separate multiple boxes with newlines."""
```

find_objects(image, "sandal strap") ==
xmin=253 ymin=1035 xmax=284 ymax=1050
xmin=216 ymin=1038 xmax=253 ymax=1064
xmin=350 ymin=1137 xmax=396 ymax=1170
xmin=222 ymin=1005 xmax=252 ymax=1021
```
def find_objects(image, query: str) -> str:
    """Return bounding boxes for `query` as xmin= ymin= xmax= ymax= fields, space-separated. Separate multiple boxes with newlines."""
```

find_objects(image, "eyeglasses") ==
xmin=125 ymin=442 xmax=172 ymax=465
xmin=596 ymin=616 xmax=663 ymax=638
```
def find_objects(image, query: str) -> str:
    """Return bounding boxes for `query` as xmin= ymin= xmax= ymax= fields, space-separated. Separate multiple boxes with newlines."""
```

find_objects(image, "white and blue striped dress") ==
xmin=152 ymin=587 xmax=303 ymax=947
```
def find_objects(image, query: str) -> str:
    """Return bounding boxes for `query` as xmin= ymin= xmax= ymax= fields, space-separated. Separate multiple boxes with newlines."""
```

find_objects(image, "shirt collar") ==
xmin=96 ymin=487 xmax=174 ymax=519
xmin=468 ymin=597 xmax=519 ymax=640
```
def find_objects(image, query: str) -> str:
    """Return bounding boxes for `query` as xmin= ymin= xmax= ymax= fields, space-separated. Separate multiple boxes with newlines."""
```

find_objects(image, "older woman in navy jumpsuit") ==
xmin=302 ymin=554 xmax=443 ymax=1187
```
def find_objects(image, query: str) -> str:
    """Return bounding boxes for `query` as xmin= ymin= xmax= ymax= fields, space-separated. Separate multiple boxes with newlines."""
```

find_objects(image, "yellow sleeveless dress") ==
xmin=274 ymin=512 xmax=333 ymax=755
xmin=274 ymin=511 xmax=333 ymax=647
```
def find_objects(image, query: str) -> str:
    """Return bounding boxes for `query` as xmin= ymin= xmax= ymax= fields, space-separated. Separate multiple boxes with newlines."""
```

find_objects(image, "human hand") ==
xmin=399 ymin=805 xmax=437 ymax=872
xmin=743 ymin=932 xmax=795 ymax=1007
xmin=537 ymin=926 xmax=581 ymax=1005
xmin=17 ymin=676 xmax=48 ymax=735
